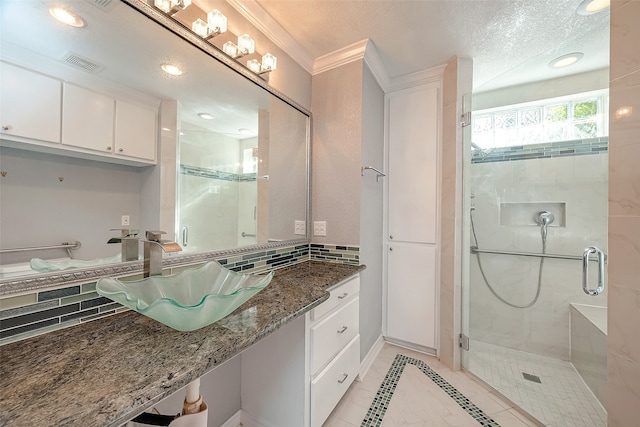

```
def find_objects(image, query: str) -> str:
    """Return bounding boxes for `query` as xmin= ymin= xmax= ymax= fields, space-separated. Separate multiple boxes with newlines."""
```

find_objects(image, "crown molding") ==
xmin=226 ymin=0 xmax=315 ymax=74
xmin=388 ymin=64 xmax=447 ymax=92
xmin=313 ymin=39 xmax=369 ymax=75
xmin=363 ymin=41 xmax=391 ymax=91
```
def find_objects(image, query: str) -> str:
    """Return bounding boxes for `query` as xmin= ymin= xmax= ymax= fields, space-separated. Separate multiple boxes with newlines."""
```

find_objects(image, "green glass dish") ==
xmin=96 ymin=261 xmax=274 ymax=331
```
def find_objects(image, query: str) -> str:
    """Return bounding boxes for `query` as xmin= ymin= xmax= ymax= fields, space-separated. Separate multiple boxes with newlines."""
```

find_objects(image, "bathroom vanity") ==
xmin=0 ymin=261 xmax=364 ymax=427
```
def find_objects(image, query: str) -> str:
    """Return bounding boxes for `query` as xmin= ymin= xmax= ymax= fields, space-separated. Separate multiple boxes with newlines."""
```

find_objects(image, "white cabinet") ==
xmin=114 ymin=99 xmax=156 ymax=161
xmin=0 ymin=62 xmax=62 ymax=143
xmin=385 ymin=83 xmax=439 ymax=351
xmin=62 ymin=83 xmax=115 ymax=153
xmin=387 ymin=85 xmax=438 ymax=244
xmin=62 ymin=84 xmax=157 ymax=163
xmin=240 ymin=274 xmax=361 ymax=427
xmin=387 ymin=242 xmax=436 ymax=348
xmin=0 ymin=62 xmax=157 ymax=165
xmin=309 ymin=277 xmax=360 ymax=427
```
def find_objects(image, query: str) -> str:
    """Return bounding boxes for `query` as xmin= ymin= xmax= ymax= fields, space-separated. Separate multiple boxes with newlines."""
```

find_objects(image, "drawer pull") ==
xmin=337 ymin=326 xmax=348 ymax=334
xmin=337 ymin=292 xmax=348 ymax=299
xmin=338 ymin=373 xmax=349 ymax=384
xmin=2 ymin=125 xmax=13 ymax=131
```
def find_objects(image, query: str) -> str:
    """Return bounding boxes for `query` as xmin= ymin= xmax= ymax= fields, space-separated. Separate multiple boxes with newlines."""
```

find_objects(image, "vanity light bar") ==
xmin=153 ymin=2 xmax=277 ymax=76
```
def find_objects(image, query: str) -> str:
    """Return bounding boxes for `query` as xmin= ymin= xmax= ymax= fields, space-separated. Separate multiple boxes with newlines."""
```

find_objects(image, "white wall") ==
xmin=607 ymin=1 xmax=640 ymax=425
xmin=359 ymin=64 xmax=385 ymax=357
xmin=469 ymin=154 xmax=608 ymax=360
xmin=311 ymin=61 xmax=363 ymax=245
xmin=0 ymin=147 xmax=144 ymax=264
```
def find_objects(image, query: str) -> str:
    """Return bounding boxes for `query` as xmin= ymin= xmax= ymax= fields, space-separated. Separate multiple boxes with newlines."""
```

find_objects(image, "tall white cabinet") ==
xmin=385 ymin=82 xmax=440 ymax=351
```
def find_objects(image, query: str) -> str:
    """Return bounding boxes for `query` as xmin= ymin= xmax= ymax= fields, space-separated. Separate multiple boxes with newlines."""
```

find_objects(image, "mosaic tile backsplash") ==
xmin=472 ymin=137 xmax=608 ymax=164
xmin=0 ymin=243 xmax=356 ymax=345
xmin=310 ymin=243 xmax=360 ymax=265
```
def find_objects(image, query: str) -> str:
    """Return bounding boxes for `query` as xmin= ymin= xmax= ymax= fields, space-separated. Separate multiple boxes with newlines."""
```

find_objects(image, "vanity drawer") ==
xmin=311 ymin=276 xmax=360 ymax=321
xmin=311 ymin=334 xmax=360 ymax=427
xmin=310 ymin=296 xmax=359 ymax=374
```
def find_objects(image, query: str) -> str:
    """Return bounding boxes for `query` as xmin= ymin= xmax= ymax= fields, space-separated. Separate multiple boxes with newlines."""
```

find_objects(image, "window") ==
xmin=472 ymin=90 xmax=608 ymax=149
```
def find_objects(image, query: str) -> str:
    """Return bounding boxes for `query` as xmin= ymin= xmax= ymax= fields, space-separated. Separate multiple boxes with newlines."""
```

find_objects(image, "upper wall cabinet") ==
xmin=0 ymin=62 xmax=157 ymax=166
xmin=62 ymin=83 xmax=115 ymax=153
xmin=387 ymin=85 xmax=439 ymax=244
xmin=62 ymin=83 xmax=157 ymax=163
xmin=114 ymin=100 xmax=157 ymax=162
xmin=0 ymin=62 xmax=61 ymax=144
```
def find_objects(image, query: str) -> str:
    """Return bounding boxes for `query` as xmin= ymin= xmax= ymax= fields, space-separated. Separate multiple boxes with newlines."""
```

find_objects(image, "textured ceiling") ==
xmin=253 ymin=0 xmax=610 ymax=91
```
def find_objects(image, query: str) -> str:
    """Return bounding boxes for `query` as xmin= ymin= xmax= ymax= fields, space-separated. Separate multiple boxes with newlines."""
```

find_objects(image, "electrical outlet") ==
xmin=294 ymin=220 xmax=306 ymax=235
xmin=121 ymin=215 xmax=130 ymax=226
xmin=314 ymin=221 xmax=327 ymax=236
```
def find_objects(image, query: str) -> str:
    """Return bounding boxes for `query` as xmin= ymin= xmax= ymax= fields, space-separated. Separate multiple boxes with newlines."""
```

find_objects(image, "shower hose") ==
xmin=470 ymin=210 xmax=546 ymax=309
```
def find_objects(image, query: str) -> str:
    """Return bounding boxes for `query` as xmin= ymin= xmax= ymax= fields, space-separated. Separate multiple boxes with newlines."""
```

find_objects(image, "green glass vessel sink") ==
xmin=96 ymin=261 xmax=274 ymax=331
xmin=30 ymin=254 xmax=126 ymax=272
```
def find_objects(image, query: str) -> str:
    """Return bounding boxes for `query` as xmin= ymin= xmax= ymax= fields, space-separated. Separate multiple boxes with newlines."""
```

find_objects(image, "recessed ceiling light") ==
xmin=49 ymin=7 xmax=86 ymax=27
xmin=577 ymin=0 xmax=610 ymax=15
xmin=161 ymin=63 xmax=183 ymax=76
xmin=198 ymin=113 xmax=214 ymax=120
xmin=549 ymin=52 xmax=584 ymax=68
xmin=238 ymin=128 xmax=251 ymax=135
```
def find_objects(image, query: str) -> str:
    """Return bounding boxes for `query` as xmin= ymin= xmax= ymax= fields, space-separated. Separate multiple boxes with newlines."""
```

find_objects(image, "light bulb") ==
xmin=247 ymin=59 xmax=261 ymax=73
xmin=49 ymin=7 xmax=85 ymax=27
xmin=223 ymin=41 xmax=239 ymax=58
xmin=261 ymin=53 xmax=277 ymax=71
xmin=154 ymin=0 xmax=172 ymax=13
xmin=161 ymin=63 xmax=183 ymax=76
xmin=237 ymin=34 xmax=255 ymax=55
xmin=192 ymin=18 xmax=209 ymax=38
xmin=207 ymin=9 xmax=227 ymax=34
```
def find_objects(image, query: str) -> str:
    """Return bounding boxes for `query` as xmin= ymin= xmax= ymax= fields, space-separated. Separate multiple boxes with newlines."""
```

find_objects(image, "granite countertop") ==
xmin=0 ymin=261 xmax=365 ymax=427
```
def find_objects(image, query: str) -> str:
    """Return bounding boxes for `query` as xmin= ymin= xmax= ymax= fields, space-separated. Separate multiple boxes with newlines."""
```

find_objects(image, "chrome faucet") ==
xmin=143 ymin=230 xmax=182 ymax=277
xmin=107 ymin=229 xmax=139 ymax=262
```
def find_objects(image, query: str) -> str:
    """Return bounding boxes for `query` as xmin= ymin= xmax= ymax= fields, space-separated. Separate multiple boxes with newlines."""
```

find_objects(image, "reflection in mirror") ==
xmin=178 ymin=94 xmax=309 ymax=253
xmin=0 ymin=0 xmax=309 ymax=283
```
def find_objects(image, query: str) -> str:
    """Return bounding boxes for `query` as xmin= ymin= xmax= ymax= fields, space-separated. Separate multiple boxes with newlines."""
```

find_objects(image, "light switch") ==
xmin=314 ymin=221 xmax=327 ymax=236
xmin=294 ymin=220 xmax=306 ymax=235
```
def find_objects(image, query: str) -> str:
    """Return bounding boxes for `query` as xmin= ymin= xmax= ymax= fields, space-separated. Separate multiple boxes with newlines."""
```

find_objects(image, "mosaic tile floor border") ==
xmin=361 ymin=354 xmax=501 ymax=427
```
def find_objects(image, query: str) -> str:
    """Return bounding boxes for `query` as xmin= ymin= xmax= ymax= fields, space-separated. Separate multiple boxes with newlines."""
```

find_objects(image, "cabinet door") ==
xmin=62 ymin=83 xmax=114 ymax=152
xmin=114 ymin=99 xmax=157 ymax=162
xmin=387 ymin=86 xmax=438 ymax=244
xmin=386 ymin=242 xmax=436 ymax=348
xmin=0 ymin=62 xmax=62 ymax=143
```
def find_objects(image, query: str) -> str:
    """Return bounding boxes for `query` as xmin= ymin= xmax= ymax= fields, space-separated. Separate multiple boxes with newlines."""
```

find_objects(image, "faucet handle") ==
xmin=110 ymin=228 xmax=139 ymax=238
xmin=145 ymin=230 xmax=166 ymax=241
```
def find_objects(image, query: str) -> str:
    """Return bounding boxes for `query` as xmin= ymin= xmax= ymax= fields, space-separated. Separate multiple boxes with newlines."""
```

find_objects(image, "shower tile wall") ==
xmin=470 ymin=153 xmax=608 ymax=360
xmin=179 ymin=131 xmax=246 ymax=252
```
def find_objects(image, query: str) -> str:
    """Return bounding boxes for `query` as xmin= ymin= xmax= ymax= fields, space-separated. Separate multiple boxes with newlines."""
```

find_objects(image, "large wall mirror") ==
xmin=0 ymin=0 xmax=310 ymax=287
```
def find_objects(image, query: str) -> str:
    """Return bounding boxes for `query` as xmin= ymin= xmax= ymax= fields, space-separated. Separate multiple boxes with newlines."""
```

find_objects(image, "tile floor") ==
xmin=466 ymin=340 xmax=607 ymax=427
xmin=323 ymin=343 xmax=540 ymax=427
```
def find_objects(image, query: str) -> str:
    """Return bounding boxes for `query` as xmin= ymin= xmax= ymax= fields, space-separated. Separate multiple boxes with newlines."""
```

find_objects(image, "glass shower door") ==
xmin=461 ymin=92 xmax=609 ymax=426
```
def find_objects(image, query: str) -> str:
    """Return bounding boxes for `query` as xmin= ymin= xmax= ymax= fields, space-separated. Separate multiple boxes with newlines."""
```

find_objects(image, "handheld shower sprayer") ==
xmin=535 ymin=211 xmax=554 ymax=243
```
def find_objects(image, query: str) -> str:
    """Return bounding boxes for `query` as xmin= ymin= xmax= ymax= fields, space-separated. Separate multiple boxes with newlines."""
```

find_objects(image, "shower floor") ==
xmin=467 ymin=340 xmax=606 ymax=427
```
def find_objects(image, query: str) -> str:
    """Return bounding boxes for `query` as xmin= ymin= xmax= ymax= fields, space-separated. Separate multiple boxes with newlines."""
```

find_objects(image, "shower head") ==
xmin=536 ymin=211 xmax=555 ymax=226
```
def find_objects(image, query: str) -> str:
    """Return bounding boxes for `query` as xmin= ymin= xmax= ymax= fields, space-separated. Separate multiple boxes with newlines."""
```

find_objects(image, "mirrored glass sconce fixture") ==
xmin=223 ymin=34 xmax=255 ymax=59
xmin=192 ymin=9 xmax=227 ymax=39
xmin=154 ymin=0 xmax=191 ymax=16
xmin=247 ymin=53 xmax=278 ymax=74
xmin=153 ymin=2 xmax=277 ymax=77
